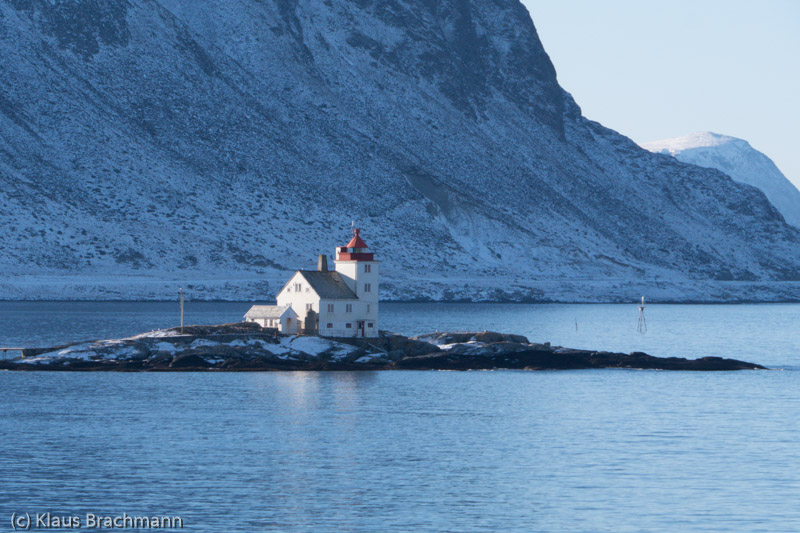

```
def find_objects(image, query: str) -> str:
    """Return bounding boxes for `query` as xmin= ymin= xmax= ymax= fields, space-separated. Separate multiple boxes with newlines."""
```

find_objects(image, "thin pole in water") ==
xmin=637 ymin=296 xmax=647 ymax=333
xmin=180 ymin=287 xmax=184 ymax=334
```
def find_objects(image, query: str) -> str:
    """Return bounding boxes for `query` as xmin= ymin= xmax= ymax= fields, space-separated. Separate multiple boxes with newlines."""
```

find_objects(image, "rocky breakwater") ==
xmin=400 ymin=332 xmax=763 ymax=371
xmin=0 ymin=323 xmax=764 ymax=371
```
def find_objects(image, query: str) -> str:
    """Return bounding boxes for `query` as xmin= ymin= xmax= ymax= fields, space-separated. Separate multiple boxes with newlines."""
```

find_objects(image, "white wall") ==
xmin=334 ymin=260 xmax=379 ymax=337
xmin=317 ymin=298 xmax=378 ymax=337
xmin=245 ymin=307 xmax=297 ymax=332
xmin=276 ymin=272 xmax=320 ymax=331
xmin=281 ymin=311 xmax=299 ymax=334
xmin=275 ymin=265 xmax=380 ymax=338
xmin=335 ymin=260 xmax=379 ymax=302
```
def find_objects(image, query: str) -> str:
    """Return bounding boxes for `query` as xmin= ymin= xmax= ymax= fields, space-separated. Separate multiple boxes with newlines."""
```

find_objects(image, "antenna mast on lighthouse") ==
xmin=637 ymin=296 xmax=647 ymax=333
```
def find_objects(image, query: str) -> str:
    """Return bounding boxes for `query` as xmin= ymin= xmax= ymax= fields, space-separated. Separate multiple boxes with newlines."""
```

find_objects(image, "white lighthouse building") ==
xmin=244 ymin=228 xmax=379 ymax=338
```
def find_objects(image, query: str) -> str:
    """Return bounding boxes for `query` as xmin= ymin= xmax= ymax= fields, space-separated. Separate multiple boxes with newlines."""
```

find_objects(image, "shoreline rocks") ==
xmin=0 ymin=323 xmax=765 ymax=372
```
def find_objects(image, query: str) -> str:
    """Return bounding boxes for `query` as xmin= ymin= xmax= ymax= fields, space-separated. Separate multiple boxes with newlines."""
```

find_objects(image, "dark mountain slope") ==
xmin=0 ymin=0 xmax=798 ymax=301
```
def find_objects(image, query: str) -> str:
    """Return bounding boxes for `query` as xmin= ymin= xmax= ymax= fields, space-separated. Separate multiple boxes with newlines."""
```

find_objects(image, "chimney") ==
xmin=317 ymin=254 xmax=328 ymax=272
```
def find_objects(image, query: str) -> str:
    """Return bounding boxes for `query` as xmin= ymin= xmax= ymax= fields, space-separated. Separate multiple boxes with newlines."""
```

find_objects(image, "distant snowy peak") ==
xmin=641 ymin=131 xmax=744 ymax=154
xmin=642 ymin=132 xmax=800 ymax=228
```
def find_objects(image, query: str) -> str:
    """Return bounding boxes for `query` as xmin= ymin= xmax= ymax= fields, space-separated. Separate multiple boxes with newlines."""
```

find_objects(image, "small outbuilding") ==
xmin=243 ymin=304 xmax=296 ymax=331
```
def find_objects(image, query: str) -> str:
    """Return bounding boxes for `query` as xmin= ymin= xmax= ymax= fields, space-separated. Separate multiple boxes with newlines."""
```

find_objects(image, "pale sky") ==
xmin=521 ymin=0 xmax=800 ymax=188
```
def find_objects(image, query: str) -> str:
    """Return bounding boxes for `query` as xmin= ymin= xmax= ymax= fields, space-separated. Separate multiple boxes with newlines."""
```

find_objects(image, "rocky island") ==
xmin=0 ymin=323 xmax=763 ymax=371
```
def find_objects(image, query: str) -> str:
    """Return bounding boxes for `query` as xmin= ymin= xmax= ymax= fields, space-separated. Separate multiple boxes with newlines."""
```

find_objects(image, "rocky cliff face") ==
xmin=642 ymin=132 xmax=800 ymax=228
xmin=1 ymin=0 xmax=799 ymax=301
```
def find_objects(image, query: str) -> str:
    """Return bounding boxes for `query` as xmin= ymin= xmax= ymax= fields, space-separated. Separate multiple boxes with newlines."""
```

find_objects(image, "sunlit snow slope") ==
xmin=1 ymin=1 xmax=799 ymax=302
xmin=642 ymin=132 xmax=800 ymax=229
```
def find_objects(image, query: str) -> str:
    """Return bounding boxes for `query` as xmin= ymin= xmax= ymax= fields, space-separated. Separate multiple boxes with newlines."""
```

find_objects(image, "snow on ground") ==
xmin=152 ymin=341 xmax=180 ymax=354
xmin=15 ymin=356 xmax=55 ymax=364
xmin=288 ymin=336 xmax=358 ymax=357
xmin=12 ymin=334 xmax=371 ymax=365
xmin=228 ymin=339 xmax=275 ymax=348
xmin=189 ymin=338 xmax=220 ymax=348
xmin=16 ymin=342 xmax=98 ymax=364
xmin=258 ymin=337 xmax=296 ymax=356
xmin=225 ymin=338 xmax=298 ymax=358
xmin=38 ymin=342 xmax=96 ymax=360
xmin=128 ymin=329 xmax=189 ymax=340
xmin=437 ymin=340 xmax=485 ymax=351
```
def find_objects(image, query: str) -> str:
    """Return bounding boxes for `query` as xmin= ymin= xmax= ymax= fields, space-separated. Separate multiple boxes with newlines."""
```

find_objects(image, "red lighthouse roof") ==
xmin=345 ymin=228 xmax=369 ymax=249
xmin=337 ymin=228 xmax=374 ymax=261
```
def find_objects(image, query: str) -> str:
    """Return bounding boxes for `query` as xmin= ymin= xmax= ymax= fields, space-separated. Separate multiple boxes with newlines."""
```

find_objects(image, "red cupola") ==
xmin=337 ymin=228 xmax=374 ymax=261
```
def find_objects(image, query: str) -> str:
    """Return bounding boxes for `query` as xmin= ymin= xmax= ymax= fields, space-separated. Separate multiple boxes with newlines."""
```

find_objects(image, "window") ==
xmin=368 ymin=322 xmax=374 ymax=328
xmin=327 ymin=303 xmax=334 ymax=312
xmin=294 ymin=283 xmax=301 ymax=292
xmin=367 ymin=304 xmax=371 ymax=313
xmin=346 ymin=304 xmax=352 ymax=313
xmin=364 ymin=283 xmax=371 ymax=292
xmin=364 ymin=264 xmax=371 ymax=273
xmin=345 ymin=323 xmax=352 ymax=328
xmin=306 ymin=303 xmax=313 ymax=311
xmin=326 ymin=323 xmax=333 ymax=329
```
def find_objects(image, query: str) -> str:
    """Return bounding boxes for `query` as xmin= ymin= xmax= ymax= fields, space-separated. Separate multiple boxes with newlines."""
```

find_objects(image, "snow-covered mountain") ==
xmin=642 ymin=132 xmax=800 ymax=228
xmin=1 ymin=1 xmax=799 ymax=302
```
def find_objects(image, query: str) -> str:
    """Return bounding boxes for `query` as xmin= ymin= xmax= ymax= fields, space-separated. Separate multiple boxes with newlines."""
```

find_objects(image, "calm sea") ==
xmin=2 ymin=302 xmax=799 ymax=531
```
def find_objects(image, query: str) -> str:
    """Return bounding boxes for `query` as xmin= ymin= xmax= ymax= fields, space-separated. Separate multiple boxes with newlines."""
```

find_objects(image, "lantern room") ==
xmin=336 ymin=228 xmax=374 ymax=261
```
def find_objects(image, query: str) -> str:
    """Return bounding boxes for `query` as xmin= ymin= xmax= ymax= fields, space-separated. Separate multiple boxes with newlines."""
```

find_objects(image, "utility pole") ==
xmin=180 ymin=287 xmax=184 ymax=334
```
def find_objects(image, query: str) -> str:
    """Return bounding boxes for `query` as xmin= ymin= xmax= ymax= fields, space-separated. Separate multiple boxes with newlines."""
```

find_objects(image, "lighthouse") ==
xmin=334 ymin=228 xmax=379 ymax=337
xmin=244 ymin=227 xmax=380 ymax=338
